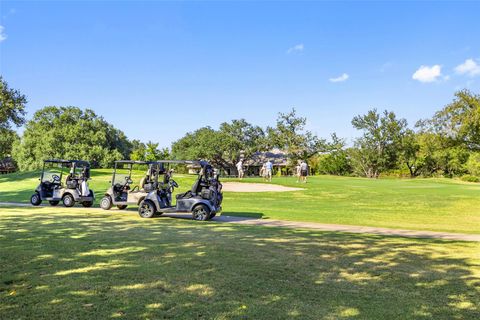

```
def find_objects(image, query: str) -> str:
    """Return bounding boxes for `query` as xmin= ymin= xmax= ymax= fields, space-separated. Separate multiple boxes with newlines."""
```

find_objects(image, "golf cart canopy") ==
xmin=44 ymin=159 xmax=91 ymax=167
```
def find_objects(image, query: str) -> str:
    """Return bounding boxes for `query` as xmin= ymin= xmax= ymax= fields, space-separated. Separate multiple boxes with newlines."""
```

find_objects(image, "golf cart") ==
xmin=30 ymin=159 xmax=94 ymax=207
xmin=138 ymin=160 xmax=223 ymax=220
xmin=100 ymin=160 xmax=164 ymax=210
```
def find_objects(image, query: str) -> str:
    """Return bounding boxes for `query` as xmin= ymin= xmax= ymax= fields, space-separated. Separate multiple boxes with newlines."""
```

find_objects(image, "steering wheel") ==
xmin=170 ymin=180 xmax=179 ymax=188
xmin=52 ymin=174 xmax=60 ymax=182
xmin=167 ymin=179 xmax=178 ymax=193
xmin=125 ymin=176 xmax=133 ymax=185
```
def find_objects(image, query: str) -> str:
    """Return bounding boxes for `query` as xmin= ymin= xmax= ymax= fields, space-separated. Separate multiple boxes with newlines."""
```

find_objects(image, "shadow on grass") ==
xmin=0 ymin=207 xmax=479 ymax=319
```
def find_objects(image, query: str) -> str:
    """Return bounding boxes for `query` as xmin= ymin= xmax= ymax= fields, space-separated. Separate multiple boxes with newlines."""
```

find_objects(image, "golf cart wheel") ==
xmin=49 ymin=200 xmax=59 ymax=206
xmin=192 ymin=204 xmax=211 ymax=221
xmin=62 ymin=194 xmax=75 ymax=207
xmin=100 ymin=196 xmax=112 ymax=210
xmin=82 ymin=201 xmax=93 ymax=208
xmin=30 ymin=193 xmax=42 ymax=206
xmin=117 ymin=205 xmax=128 ymax=210
xmin=138 ymin=200 xmax=156 ymax=218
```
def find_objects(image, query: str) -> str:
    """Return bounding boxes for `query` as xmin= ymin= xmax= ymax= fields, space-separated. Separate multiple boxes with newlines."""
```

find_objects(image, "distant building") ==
xmin=242 ymin=149 xmax=289 ymax=176
xmin=0 ymin=157 xmax=16 ymax=174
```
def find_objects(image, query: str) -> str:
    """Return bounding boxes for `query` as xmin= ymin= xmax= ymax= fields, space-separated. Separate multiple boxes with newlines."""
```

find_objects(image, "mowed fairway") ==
xmin=0 ymin=206 xmax=479 ymax=319
xmin=1 ymin=171 xmax=480 ymax=234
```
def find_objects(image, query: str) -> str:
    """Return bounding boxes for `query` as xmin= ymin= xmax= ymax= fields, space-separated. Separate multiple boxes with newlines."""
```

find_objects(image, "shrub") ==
xmin=460 ymin=175 xmax=480 ymax=183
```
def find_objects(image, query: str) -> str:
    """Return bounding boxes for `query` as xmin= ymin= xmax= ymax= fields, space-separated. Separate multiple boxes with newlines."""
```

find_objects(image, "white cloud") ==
xmin=286 ymin=43 xmax=304 ymax=54
xmin=455 ymin=59 xmax=480 ymax=77
xmin=329 ymin=73 xmax=349 ymax=83
xmin=0 ymin=25 xmax=6 ymax=42
xmin=412 ymin=65 xmax=442 ymax=83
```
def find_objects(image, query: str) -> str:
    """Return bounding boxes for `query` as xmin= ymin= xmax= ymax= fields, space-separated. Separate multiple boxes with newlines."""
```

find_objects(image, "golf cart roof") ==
xmin=115 ymin=160 xmax=155 ymax=165
xmin=44 ymin=159 xmax=90 ymax=167
xmin=115 ymin=160 xmax=209 ymax=166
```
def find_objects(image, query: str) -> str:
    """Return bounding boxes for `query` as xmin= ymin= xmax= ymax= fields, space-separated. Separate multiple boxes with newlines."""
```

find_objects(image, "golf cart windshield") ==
xmin=42 ymin=162 xmax=65 ymax=183
xmin=112 ymin=161 xmax=161 ymax=188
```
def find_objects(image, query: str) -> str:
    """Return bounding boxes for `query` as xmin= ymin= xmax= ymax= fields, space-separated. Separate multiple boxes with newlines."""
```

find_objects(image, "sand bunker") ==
xmin=222 ymin=182 xmax=304 ymax=193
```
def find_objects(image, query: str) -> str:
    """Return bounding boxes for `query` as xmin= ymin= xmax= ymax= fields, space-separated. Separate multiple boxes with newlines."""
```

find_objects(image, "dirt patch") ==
xmin=222 ymin=182 xmax=304 ymax=193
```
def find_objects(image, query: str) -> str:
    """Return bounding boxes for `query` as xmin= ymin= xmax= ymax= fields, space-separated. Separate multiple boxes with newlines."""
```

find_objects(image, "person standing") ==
xmin=265 ymin=160 xmax=273 ymax=182
xmin=236 ymin=159 xmax=244 ymax=179
xmin=300 ymin=160 xmax=308 ymax=183
xmin=295 ymin=162 xmax=301 ymax=183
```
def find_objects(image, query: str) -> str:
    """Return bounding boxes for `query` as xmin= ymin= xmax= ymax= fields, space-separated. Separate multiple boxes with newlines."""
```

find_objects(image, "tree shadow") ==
xmin=0 ymin=207 xmax=479 ymax=319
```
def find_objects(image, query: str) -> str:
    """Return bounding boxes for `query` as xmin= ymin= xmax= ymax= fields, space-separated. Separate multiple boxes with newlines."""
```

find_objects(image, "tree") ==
xmin=130 ymin=140 xmax=147 ymax=161
xmin=219 ymin=119 xmax=267 ymax=164
xmin=351 ymin=109 xmax=407 ymax=178
xmin=145 ymin=141 xmax=161 ymax=161
xmin=171 ymin=119 xmax=266 ymax=170
xmin=171 ymin=127 xmax=226 ymax=168
xmin=0 ymin=77 xmax=27 ymax=159
xmin=398 ymin=129 xmax=423 ymax=177
xmin=268 ymin=108 xmax=325 ymax=161
xmin=0 ymin=129 xmax=19 ymax=159
xmin=425 ymin=90 xmax=480 ymax=151
xmin=12 ymin=106 xmax=130 ymax=170
xmin=316 ymin=133 xmax=352 ymax=175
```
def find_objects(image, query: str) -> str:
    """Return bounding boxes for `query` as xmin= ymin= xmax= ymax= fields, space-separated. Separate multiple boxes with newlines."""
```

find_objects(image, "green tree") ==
xmin=426 ymin=90 xmax=480 ymax=151
xmin=145 ymin=141 xmax=161 ymax=161
xmin=0 ymin=77 xmax=27 ymax=159
xmin=171 ymin=127 xmax=226 ymax=168
xmin=351 ymin=109 xmax=407 ymax=178
xmin=268 ymin=108 xmax=325 ymax=161
xmin=171 ymin=120 xmax=266 ymax=170
xmin=219 ymin=119 xmax=267 ymax=164
xmin=316 ymin=133 xmax=352 ymax=175
xmin=129 ymin=140 xmax=147 ymax=161
xmin=12 ymin=106 xmax=130 ymax=170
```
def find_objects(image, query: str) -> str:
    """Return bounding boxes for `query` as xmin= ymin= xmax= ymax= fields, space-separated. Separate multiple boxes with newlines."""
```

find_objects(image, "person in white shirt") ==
xmin=265 ymin=160 xmax=273 ymax=182
xmin=300 ymin=160 xmax=308 ymax=183
xmin=295 ymin=162 xmax=301 ymax=183
xmin=236 ymin=160 xmax=244 ymax=179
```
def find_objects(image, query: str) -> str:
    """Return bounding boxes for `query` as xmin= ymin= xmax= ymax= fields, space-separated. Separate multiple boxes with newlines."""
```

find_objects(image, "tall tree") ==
xmin=219 ymin=119 xmax=267 ymax=164
xmin=425 ymin=90 xmax=480 ymax=151
xmin=268 ymin=108 xmax=325 ymax=161
xmin=316 ymin=133 xmax=352 ymax=175
xmin=171 ymin=120 xmax=266 ymax=170
xmin=0 ymin=77 xmax=27 ymax=158
xmin=351 ymin=109 xmax=407 ymax=178
xmin=12 ymin=106 xmax=130 ymax=170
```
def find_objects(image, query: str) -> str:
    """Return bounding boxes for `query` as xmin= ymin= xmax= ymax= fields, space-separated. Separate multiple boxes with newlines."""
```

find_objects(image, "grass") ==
xmin=0 ymin=206 xmax=479 ymax=319
xmin=224 ymin=175 xmax=480 ymax=234
xmin=1 ymin=170 xmax=479 ymax=234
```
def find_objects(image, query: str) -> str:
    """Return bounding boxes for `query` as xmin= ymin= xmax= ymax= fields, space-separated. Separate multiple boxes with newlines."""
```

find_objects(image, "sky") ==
xmin=1 ymin=1 xmax=479 ymax=148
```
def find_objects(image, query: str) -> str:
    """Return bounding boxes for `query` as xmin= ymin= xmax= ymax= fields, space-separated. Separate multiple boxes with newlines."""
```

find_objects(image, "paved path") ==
xmin=1 ymin=202 xmax=479 ymax=242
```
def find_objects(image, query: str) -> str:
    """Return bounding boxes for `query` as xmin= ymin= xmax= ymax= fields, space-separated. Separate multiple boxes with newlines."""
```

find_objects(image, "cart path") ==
xmin=1 ymin=202 xmax=479 ymax=242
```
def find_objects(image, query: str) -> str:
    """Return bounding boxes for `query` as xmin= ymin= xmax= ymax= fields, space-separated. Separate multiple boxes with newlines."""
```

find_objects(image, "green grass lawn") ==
xmin=0 ymin=206 xmax=479 ymax=319
xmin=1 ymin=171 xmax=479 ymax=233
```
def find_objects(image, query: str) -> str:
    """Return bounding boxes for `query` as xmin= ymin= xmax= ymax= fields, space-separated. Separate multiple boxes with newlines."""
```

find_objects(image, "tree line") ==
xmin=1 ymin=76 xmax=479 ymax=180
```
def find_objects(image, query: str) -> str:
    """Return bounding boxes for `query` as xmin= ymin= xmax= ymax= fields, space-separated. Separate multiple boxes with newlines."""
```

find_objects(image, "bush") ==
xmin=460 ymin=175 xmax=480 ymax=183
xmin=466 ymin=153 xmax=480 ymax=176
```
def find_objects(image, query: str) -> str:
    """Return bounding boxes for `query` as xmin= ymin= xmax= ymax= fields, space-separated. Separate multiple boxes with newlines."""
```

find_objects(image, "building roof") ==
xmin=245 ymin=149 xmax=288 ymax=166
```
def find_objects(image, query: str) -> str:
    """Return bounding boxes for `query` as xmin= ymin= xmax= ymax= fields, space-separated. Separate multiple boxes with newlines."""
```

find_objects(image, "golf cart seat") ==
xmin=176 ymin=177 xmax=202 ymax=200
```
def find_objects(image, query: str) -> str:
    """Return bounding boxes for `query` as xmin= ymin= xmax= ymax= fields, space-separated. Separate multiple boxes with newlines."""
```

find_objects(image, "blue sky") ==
xmin=1 ymin=1 xmax=479 ymax=148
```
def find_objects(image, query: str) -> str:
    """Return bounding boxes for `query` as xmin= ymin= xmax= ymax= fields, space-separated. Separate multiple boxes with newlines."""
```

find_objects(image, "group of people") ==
xmin=236 ymin=159 xmax=274 ymax=182
xmin=235 ymin=159 xmax=308 ymax=183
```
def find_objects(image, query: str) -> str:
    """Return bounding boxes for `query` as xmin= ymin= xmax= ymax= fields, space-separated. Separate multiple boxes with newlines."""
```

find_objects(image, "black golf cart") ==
xmin=138 ymin=160 xmax=223 ymax=220
xmin=30 ymin=159 xmax=95 ymax=207
xmin=100 ymin=160 xmax=165 ymax=210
